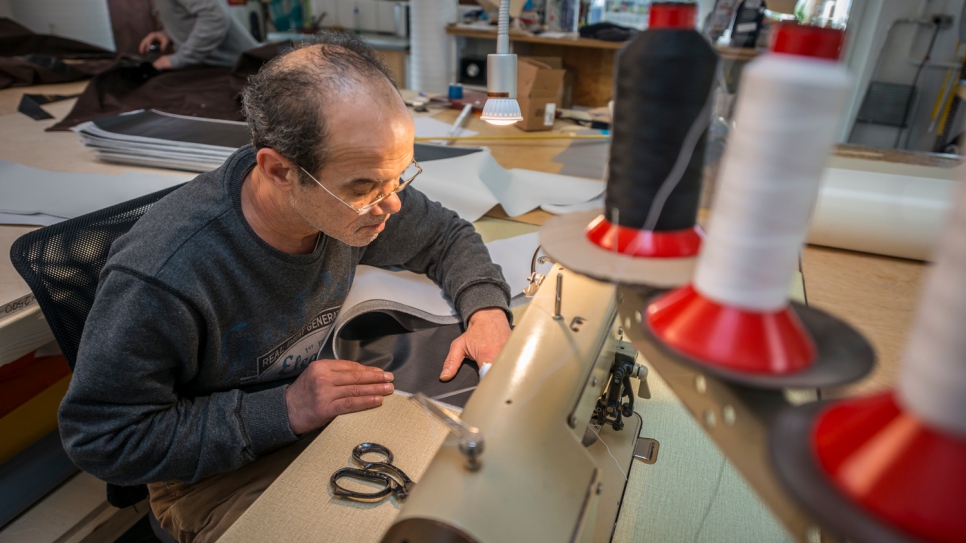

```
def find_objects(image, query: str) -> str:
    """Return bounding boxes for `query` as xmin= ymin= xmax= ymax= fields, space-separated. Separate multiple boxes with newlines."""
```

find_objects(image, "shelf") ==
xmin=446 ymin=25 xmax=626 ymax=50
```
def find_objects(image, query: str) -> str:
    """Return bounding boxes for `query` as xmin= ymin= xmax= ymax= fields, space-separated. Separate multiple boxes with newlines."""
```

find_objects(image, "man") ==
xmin=59 ymin=34 xmax=512 ymax=542
xmin=139 ymin=0 xmax=260 ymax=70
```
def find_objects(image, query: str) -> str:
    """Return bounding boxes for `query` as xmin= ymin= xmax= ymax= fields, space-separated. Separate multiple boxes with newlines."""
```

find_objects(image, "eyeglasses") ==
xmin=298 ymin=160 xmax=422 ymax=216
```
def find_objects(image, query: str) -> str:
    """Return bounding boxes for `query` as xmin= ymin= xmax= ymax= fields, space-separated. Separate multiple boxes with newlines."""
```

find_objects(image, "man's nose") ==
xmin=371 ymin=191 xmax=402 ymax=216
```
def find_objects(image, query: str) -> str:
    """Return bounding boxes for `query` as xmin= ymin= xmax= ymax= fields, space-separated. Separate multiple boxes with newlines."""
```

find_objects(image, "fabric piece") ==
xmin=17 ymin=93 xmax=80 ymax=120
xmin=106 ymin=0 xmax=160 ymax=56
xmin=330 ymin=311 xmax=479 ymax=408
xmin=578 ymin=22 xmax=638 ymax=42
xmin=0 ymin=18 xmax=115 ymax=89
xmin=328 ymin=232 xmax=539 ymax=351
xmin=412 ymin=116 xmax=479 ymax=140
xmin=551 ymin=129 xmax=609 ymax=180
xmin=57 ymin=145 xmax=510 ymax=486
xmin=49 ymin=43 xmax=285 ymax=131
xmin=0 ymin=351 xmax=71 ymax=419
xmin=0 ymin=159 xmax=188 ymax=219
xmin=218 ymin=394 xmax=454 ymax=543
xmin=416 ymin=148 xmax=604 ymax=221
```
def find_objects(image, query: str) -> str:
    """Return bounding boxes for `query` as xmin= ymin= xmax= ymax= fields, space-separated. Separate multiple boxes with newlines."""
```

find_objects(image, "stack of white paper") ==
xmin=73 ymin=110 xmax=250 ymax=173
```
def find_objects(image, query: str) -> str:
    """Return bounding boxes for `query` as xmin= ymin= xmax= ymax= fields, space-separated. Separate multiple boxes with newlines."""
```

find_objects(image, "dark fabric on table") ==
xmin=0 ymin=18 xmax=116 ymax=89
xmin=106 ymin=0 xmax=160 ymax=56
xmin=17 ymin=93 xmax=79 ymax=120
xmin=330 ymin=311 xmax=480 ymax=408
xmin=578 ymin=22 xmax=638 ymax=42
xmin=49 ymin=42 xmax=286 ymax=131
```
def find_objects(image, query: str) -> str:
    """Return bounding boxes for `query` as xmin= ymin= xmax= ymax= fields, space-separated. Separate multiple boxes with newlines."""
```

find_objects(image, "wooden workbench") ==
xmin=0 ymin=81 xmax=935 ymax=542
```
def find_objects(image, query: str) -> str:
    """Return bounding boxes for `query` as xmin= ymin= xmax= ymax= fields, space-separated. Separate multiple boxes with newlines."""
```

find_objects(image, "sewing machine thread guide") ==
xmin=554 ymin=272 xmax=564 ymax=319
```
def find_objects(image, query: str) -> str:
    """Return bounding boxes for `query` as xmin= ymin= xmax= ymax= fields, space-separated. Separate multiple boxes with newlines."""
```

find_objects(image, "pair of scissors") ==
xmin=330 ymin=442 xmax=416 ymax=502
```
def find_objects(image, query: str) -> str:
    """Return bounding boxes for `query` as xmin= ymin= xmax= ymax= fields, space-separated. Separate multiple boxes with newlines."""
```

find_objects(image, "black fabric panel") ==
xmin=18 ymin=93 xmax=80 ymax=120
xmin=331 ymin=311 xmax=479 ymax=408
xmin=413 ymin=144 xmax=481 ymax=162
xmin=93 ymin=110 xmax=252 ymax=147
xmin=606 ymin=29 xmax=717 ymax=231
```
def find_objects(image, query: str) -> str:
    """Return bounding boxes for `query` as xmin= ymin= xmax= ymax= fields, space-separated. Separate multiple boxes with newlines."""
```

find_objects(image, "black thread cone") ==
xmin=606 ymin=28 xmax=718 ymax=231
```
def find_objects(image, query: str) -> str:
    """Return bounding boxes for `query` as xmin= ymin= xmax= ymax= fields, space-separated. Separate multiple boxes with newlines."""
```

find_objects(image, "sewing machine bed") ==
xmin=219 ymin=393 xmax=454 ymax=543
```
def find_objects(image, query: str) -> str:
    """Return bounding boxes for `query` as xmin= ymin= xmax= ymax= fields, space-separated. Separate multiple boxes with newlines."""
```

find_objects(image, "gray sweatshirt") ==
xmin=155 ymin=0 xmax=260 ymax=68
xmin=58 ymin=146 xmax=511 ymax=486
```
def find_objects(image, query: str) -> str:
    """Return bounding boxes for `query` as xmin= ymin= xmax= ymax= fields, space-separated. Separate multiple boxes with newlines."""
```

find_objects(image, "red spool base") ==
xmin=813 ymin=393 xmax=966 ymax=543
xmin=649 ymin=2 xmax=697 ymax=29
xmin=585 ymin=215 xmax=702 ymax=258
xmin=646 ymin=284 xmax=816 ymax=374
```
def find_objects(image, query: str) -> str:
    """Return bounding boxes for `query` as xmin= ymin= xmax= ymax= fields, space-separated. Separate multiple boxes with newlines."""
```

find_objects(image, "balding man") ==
xmin=58 ymin=33 xmax=512 ymax=542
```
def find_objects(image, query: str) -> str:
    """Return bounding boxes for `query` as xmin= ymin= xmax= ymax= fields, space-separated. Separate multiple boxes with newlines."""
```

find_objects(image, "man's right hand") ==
xmin=138 ymin=30 xmax=171 ymax=56
xmin=284 ymin=359 xmax=394 ymax=435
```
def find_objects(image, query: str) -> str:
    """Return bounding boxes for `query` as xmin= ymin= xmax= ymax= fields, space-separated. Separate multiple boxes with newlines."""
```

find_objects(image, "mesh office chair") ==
xmin=9 ymin=183 xmax=185 ymax=542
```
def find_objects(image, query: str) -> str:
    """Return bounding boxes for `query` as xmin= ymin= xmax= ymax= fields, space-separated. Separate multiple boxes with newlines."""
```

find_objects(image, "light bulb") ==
xmin=480 ymin=97 xmax=523 ymax=126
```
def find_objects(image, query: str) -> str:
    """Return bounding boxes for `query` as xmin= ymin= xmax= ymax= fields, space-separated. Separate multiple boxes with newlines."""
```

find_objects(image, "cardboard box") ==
xmin=516 ymin=57 xmax=566 ymax=131
xmin=526 ymin=56 xmax=573 ymax=108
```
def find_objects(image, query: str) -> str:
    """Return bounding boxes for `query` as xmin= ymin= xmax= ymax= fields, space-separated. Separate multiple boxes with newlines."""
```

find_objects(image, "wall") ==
xmin=846 ymin=0 xmax=966 ymax=152
xmin=7 ymin=0 xmax=115 ymax=50
xmin=0 ymin=0 xmax=13 ymax=19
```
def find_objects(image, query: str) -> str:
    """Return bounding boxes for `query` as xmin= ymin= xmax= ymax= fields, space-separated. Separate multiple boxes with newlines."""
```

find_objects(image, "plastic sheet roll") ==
xmin=898 ymin=180 xmax=966 ymax=436
xmin=694 ymin=53 xmax=852 ymax=311
xmin=807 ymin=168 xmax=957 ymax=262
xmin=409 ymin=0 xmax=458 ymax=93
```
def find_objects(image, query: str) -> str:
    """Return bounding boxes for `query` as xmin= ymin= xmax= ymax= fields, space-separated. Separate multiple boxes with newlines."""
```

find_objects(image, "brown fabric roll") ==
xmin=49 ymin=43 xmax=285 ymax=131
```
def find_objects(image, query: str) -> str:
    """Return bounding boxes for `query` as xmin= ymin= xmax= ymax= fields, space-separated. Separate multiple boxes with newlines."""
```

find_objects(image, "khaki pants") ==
xmin=148 ymin=435 xmax=316 ymax=543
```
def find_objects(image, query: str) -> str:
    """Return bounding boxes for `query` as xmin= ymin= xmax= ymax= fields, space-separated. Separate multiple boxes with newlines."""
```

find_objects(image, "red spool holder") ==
xmin=649 ymin=2 xmax=697 ymax=29
xmin=646 ymin=284 xmax=816 ymax=374
xmin=585 ymin=215 xmax=702 ymax=258
xmin=813 ymin=393 xmax=966 ymax=543
xmin=771 ymin=22 xmax=846 ymax=61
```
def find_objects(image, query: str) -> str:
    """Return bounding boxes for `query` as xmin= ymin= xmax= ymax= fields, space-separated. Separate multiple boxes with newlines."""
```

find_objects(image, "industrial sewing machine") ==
xmin=381 ymin=264 xmax=653 ymax=543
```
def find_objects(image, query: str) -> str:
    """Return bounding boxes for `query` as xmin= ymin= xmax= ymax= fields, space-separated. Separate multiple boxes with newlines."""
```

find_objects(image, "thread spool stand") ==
xmin=769 ymin=399 xmax=932 ymax=543
xmin=598 ymin=17 xmax=889 ymax=543
xmin=616 ymin=286 xmax=849 ymax=543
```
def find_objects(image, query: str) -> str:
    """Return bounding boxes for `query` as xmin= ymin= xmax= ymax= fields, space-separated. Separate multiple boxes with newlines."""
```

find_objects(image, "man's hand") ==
xmin=285 ymin=359 xmax=394 ymax=435
xmin=139 ymin=30 xmax=171 ymax=56
xmin=152 ymin=55 xmax=174 ymax=71
xmin=440 ymin=308 xmax=511 ymax=381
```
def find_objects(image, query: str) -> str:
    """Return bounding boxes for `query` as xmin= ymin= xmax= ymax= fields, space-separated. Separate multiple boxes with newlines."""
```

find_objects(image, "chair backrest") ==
xmin=9 ymin=183 xmax=184 ymax=369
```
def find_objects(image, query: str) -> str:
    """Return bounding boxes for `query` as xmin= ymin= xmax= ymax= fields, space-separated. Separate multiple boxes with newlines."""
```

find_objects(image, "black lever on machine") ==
xmin=594 ymin=351 xmax=649 ymax=431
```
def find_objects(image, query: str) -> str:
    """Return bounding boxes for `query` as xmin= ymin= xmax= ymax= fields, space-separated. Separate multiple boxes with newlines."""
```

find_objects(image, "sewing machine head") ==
xmin=381 ymin=265 xmax=649 ymax=543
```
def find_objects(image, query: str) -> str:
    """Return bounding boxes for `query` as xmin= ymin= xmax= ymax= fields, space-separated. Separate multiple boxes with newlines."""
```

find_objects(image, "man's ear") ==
xmin=255 ymin=148 xmax=298 ymax=192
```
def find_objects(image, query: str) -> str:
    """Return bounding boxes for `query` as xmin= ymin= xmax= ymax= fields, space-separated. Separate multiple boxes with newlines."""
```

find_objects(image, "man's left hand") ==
xmin=441 ymin=308 xmax=511 ymax=381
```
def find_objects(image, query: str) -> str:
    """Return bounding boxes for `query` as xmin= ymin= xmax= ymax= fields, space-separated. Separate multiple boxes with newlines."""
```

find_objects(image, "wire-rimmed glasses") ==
xmin=299 ymin=160 xmax=422 ymax=216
